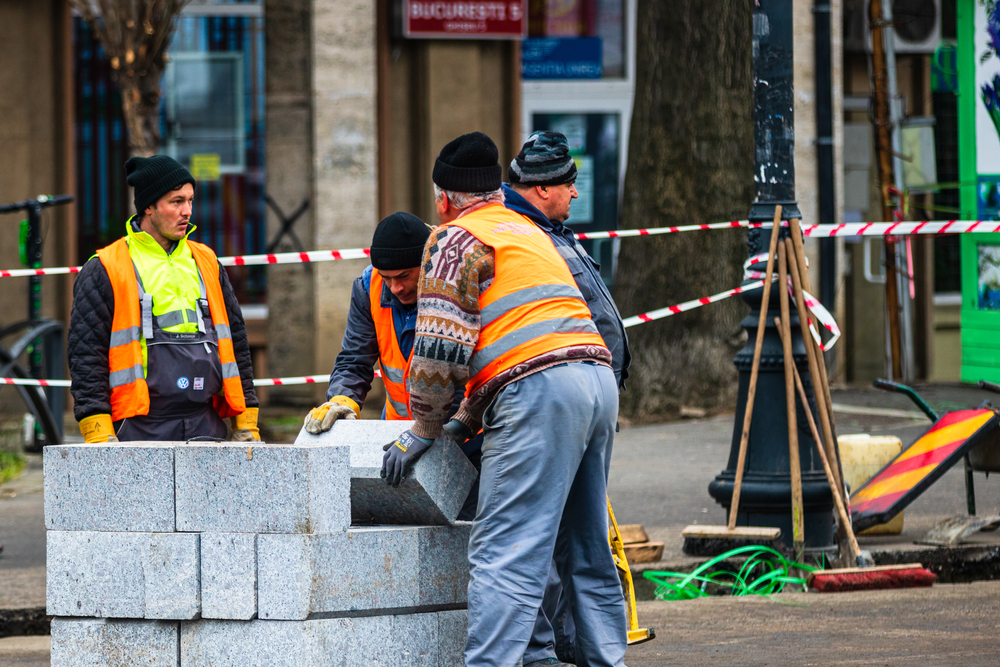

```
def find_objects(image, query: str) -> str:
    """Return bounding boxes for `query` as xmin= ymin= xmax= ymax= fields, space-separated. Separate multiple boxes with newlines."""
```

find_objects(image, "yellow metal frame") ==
xmin=608 ymin=498 xmax=655 ymax=645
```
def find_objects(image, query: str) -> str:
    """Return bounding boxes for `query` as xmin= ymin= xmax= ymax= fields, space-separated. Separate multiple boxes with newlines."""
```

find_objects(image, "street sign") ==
xmin=401 ymin=0 xmax=526 ymax=39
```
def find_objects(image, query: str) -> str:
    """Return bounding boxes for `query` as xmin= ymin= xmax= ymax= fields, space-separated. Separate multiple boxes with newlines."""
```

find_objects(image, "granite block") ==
xmin=50 ymin=617 xmax=179 ymax=667
xmin=180 ymin=612 xmax=453 ymax=666
xmin=44 ymin=443 xmax=175 ymax=532
xmin=200 ymin=533 xmax=256 ymax=620
xmin=437 ymin=609 xmax=468 ymax=667
xmin=257 ymin=525 xmax=471 ymax=620
xmin=145 ymin=533 xmax=201 ymax=619
xmin=257 ymin=534 xmax=312 ymax=620
xmin=180 ymin=619 xmax=311 ymax=667
xmin=174 ymin=443 xmax=349 ymax=533
xmin=47 ymin=531 xmax=200 ymax=619
xmin=294 ymin=420 xmax=477 ymax=525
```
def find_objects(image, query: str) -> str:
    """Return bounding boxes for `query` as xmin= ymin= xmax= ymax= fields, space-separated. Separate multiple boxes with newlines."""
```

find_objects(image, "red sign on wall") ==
xmin=402 ymin=1 xmax=527 ymax=39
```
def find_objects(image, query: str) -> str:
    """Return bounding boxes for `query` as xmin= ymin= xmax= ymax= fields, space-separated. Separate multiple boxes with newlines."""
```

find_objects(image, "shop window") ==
xmin=162 ymin=52 xmax=245 ymax=173
xmin=523 ymin=0 xmax=625 ymax=79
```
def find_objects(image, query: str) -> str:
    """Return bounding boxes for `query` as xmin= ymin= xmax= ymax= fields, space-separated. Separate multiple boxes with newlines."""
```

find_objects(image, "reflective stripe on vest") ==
xmin=368 ymin=270 xmax=412 ymax=420
xmin=96 ymin=235 xmax=247 ymax=421
xmin=446 ymin=204 xmax=608 ymax=396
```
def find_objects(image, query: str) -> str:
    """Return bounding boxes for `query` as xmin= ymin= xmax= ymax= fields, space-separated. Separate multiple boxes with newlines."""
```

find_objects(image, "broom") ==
xmin=774 ymin=316 xmax=936 ymax=592
xmin=682 ymin=207 xmax=784 ymax=555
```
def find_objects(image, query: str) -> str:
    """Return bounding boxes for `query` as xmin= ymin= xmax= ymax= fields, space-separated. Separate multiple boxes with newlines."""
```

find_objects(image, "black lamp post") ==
xmin=706 ymin=0 xmax=835 ymax=552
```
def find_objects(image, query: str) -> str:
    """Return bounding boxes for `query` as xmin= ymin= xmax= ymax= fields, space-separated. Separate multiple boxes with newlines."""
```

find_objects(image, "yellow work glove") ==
xmin=80 ymin=414 xmax=118 ymax=443
xmin=304 ymin=395 xmax=360 ymax=434
xmin=229 ymin=407 xmax=262 ymax=442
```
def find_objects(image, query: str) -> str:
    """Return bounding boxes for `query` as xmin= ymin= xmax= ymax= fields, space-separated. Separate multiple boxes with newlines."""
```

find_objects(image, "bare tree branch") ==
xmin=70 ymin=0 xmax=192 ymax=156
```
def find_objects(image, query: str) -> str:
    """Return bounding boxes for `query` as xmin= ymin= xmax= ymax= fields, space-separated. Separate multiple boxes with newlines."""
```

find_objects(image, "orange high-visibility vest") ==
xmin=446 ymin=203 xmax=607 ymax=396
xmin=368 ymin=270 xmax=412 ymax=420
xmin=96 ymin=237 xmax=247 ymax=421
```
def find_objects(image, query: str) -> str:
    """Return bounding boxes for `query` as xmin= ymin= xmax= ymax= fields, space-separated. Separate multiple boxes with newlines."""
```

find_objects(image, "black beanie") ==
xmin=370 ymin=212 xmax=431 ymax=270
xmin=432 ymin=132 xmax=502 ymax=193
xmin=508 ymin=131 xmax=578 ymax=186
xmin=125 ymin=155 xmax=196 ymax=215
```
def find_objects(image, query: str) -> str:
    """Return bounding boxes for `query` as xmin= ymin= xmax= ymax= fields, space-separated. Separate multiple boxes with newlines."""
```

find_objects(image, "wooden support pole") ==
xmin=777 ymin=244 xmax=804 ymax=560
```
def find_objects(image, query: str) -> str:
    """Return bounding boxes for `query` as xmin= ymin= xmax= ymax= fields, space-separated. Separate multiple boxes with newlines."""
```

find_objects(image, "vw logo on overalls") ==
xmin=177 ymin=377 xmax=191 ymax=390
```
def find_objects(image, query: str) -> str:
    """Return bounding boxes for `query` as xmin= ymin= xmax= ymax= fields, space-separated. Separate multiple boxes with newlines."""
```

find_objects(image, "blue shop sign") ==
xmin=522 ymin=37 xmax=602 ymax=79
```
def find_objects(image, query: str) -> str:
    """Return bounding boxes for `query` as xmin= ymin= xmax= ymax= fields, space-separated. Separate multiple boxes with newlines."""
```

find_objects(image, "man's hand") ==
xmin=80 ymin=414 xmax=118 ymax=443
xmin=230 ymin=407 xmax=262 ymax=442
xmin=441 ymin=419 xmax=473 ymax=446
xmin=381 ymin=430 xmax=434 ymax=487
xmin=304 ymin=396 xmax=360 ymax=434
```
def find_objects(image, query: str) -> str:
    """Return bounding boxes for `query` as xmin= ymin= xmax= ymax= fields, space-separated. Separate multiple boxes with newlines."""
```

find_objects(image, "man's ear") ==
xmin=536 ymin=185 xmax=550 ymax=201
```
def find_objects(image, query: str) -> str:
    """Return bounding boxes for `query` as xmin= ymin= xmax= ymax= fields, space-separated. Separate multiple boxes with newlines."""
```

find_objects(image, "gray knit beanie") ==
xmin=508 ymin=131 xmax=578 ymax=186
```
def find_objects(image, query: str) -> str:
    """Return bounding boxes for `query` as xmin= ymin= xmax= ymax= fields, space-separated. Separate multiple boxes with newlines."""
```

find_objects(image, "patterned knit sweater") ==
xmin=407 ymin=220 xmax=613 ymax=439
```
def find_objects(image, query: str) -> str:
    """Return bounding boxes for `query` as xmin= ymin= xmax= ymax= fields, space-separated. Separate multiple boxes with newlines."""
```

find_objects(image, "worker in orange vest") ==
xmin=303 ymin=212 xmax=482 ymax=518
xmin=391 ymin=132 xmax=626 ymax=667
xmin=69 ymin=156 xmax=259 ymax=443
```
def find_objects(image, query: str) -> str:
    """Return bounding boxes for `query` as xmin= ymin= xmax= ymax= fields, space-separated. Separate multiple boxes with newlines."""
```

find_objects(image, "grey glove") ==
xmin=229 ymin=429 xmax=261 ymax=442
xmin=381 ymin=429 xmax=434 ymax=487
xmin=304 ymin=400 xmax=358 ymax=434
xmin=441 ymin=419 xmax=473 ymax=446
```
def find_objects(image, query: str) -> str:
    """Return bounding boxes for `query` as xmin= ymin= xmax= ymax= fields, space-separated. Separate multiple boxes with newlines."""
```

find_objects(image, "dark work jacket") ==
xmin=502 ymin=183 xmax=631 ymax=388
xmin=69 ymin=254 xmax=259 ymax=421
xmin=326 ymin=265 xmax=464 ymax=417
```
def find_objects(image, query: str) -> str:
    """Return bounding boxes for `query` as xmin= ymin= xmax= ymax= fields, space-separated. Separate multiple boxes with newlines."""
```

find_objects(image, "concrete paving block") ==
xmin=257 ymin=525 xmax=471 ymax=620
xmin=201 ymin=533 xmax=257 ymax=620
xmin=174 ymin=443 xmax=349 ymax=534
xmin=44 ymin=443 xmax=175 ymax=532
xmin=257 ymin=534 xmax=312 ymax=620
xmin=47 ymin=532 xmax=199 ymax=619
xmin=437 ymin=609 xmax=468 ymax=667
xmin=294 ymin=420 xmax=477 ymax=525
xmin=50 ymin=617 xmax=179 ymax=667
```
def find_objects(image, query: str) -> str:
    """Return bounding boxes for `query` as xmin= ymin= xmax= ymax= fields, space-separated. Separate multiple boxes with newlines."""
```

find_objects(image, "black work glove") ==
xmin=441 ymin=419 xmax=473 ymax=446
xmin=381 ymin=429 xmax=434 ymax=487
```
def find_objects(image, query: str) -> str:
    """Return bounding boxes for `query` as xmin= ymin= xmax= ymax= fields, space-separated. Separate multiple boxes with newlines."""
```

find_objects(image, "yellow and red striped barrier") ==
xmin=850 ymin=409 xmax=998 ymax=531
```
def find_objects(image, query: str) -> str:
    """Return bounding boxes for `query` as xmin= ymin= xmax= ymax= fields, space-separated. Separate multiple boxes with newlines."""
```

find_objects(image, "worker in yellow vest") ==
xmin=392 ymin=132 xmax=626 ymax=667
xmin=69 ymin=156 xmax=259 ymax=443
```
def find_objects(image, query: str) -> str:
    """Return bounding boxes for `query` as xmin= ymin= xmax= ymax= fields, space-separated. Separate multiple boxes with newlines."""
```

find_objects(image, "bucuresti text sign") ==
xmin=402 ymin=0 xmax=527 ymax=39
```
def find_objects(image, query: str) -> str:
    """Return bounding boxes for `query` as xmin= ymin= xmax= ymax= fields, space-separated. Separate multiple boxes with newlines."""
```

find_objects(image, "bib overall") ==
xmin=114 ymin=267 xmax=228 ymax=441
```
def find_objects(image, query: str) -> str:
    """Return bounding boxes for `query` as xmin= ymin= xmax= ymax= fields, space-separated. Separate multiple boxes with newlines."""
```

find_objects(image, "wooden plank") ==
xmin=622 ymin=542 xmax=665 ymax=564
xmin=617 ymin=524 xmax=649 ymax=544
xmin=961 ymin=364 xmax=1000 ymax=384
xmin=960 ymin=347 xmax=1000 ymax=368
xmin=681 ymin=525 xmax=781 ymax=540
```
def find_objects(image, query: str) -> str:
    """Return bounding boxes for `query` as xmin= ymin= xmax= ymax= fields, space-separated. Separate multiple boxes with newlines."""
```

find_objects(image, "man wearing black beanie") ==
xmin=305 ymin=210 xmax=483 ymax=518
xmin=395 ymin=132 xmax=627 ymax=667
xmin=69 ymin=155 xmax=260 ymax=444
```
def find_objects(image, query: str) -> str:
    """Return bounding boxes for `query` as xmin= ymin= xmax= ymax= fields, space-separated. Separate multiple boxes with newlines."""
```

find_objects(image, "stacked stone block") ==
xmin=45 ymin=421 xmax=478 ymax=666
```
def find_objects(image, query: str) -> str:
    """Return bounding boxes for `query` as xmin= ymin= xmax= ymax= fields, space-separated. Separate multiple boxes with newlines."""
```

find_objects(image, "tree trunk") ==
xmin=119 ymin=69 xmax=165 ymax=157
xmin=613 ymin=0 xmax=754 ymax=423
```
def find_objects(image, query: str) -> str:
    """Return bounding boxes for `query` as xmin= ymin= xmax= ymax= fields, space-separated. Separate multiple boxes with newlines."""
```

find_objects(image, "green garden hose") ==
xmin=642 ymin=545 xmax=821 ymax=601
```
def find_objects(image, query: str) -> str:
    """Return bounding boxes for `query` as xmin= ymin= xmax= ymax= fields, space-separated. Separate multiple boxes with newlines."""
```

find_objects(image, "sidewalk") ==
xmin=3 ymin=382 xmax=1000 ymax=665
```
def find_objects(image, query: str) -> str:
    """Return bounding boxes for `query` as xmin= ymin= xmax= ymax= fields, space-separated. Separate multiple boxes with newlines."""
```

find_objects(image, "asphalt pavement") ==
xmin=3 ymin=382 xmax=1000 ymax=665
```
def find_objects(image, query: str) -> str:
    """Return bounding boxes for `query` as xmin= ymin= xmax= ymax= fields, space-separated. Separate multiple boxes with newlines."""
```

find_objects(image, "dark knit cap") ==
xmin=370 ymin=212 xmax=431 ymax=270
xmin=432 ymin=132 xmax=502 ymax=193
xmin=508 ymin=131 xmax=578 ymax=186
xmin=125 ymin=155 xmax=196 ymax=215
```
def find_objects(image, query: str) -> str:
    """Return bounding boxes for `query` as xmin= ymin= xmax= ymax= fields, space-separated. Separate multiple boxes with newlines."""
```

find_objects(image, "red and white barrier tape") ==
xmin=743 ymin=253 xmax=841 ymax=351
xmin=0 ymin=369 xmax=385 ymax=388
xmin=6 ymin=219 xmax=999 ymax=278
xmin=621 ymin=278 xmax=772 ymax=328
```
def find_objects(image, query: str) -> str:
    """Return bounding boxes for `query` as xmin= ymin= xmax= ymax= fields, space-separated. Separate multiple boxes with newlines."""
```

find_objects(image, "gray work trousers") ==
xmin=465 ymin=361 xmax=627 ymax=667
